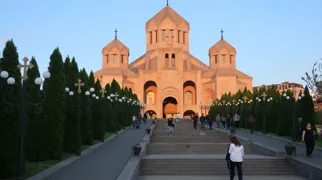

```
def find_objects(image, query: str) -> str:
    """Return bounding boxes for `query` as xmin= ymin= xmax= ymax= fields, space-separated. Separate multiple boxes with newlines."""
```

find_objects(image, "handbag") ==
xmin=225 ymin=147 xmax=231 ymax=169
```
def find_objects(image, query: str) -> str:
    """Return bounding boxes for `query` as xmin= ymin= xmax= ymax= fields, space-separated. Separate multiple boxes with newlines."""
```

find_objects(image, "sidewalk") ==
xmin=217 ymin=127 xmax=322 ymax=168
xmin=46 ymin=121 xmax=152 ymax=180
xmin=139 ymin=175 xmax=306 ymax=180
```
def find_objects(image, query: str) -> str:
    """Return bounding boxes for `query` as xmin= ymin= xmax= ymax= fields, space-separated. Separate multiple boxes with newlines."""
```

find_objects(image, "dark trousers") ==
xmin=193 ymin=122 xmax=197 ymax=129
xmin=235 ymin=121 xmax=240 ymax=128
xmin=230 ymin=161 xmax=243 ymax=180
xmin=305 ymin=140 xmax=315 ymax=156
xmin=216 ymin=121 xmax=220 ymax=128
xmin=208 ymin=122 xmax=213 ymax=129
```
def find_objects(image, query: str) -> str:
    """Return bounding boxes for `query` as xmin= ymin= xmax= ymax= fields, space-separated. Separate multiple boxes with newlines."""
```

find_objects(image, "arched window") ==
xmin=165 ymin=53 xmax=169 ymax=68
xmin=171 ymin=53 xmax=175 ymax=67
xmin=215 ymin=55 xmax=218 ymax=64
xmin=147 ymin=91 xmax=155 ymax=105
xmin=184 ymin=91 xmax=193 ymax=105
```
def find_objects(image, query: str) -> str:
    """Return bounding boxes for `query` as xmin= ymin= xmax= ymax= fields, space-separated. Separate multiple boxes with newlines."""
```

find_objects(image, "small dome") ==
xmin=146 ymin=5 xmax=190 ymax=30
xmin=102 ymin=39 xmax=129 ymax=56
xmin=209 ymin=39 xmax=236 ymax=56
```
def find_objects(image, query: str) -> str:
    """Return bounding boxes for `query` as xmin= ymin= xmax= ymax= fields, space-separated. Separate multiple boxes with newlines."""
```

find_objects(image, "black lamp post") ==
xmin=64 ymin=80 xmax=94 ymax=156
xmin=255 ymin=92 xmax=273 ymax=134
xmin=0 ymin=57 xmax=51 ymax=180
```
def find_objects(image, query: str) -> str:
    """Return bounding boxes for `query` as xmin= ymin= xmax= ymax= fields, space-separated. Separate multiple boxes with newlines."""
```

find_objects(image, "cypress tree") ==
xmin=0 ymin=40 xmax=21 ymax=178
xmin=105 ymin=83 xmax=114 ymax=132
xmin=111 ymin=79 xmax=121 ymax=131
xmin=302 ymin=86 xmax=316 ymax=130
xmin=63 ymin=57 xmax=78 ymax=153
xmin=92 ymin=80 xmax=103 ymax=140
xmin=25 ymin=57 xmax=43 ymax=162
xmin=79 ymin=69 xmax=93 ymax=145
xmin=42 ymin=48 xmax=65 ymax=160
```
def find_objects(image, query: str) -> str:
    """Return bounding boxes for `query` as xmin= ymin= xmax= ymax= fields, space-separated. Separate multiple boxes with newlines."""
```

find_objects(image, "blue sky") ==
xmin=1 ymin=0 xmax=321 ymax=86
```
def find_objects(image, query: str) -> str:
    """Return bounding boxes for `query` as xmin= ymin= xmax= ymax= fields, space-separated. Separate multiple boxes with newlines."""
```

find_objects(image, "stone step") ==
xmin=151 ymin=137 xmax=227 ymax=143
xmin=147 ymin=143 xmax=253 ymax=154
xmin=140 ymin=159 xmax=297 ymax=176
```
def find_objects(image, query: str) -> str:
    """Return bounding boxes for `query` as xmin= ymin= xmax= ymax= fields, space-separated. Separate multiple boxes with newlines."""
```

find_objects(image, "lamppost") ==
xmin=0 ymin=57 xmax=51 ymax=180
xmin=64 ymin=79 xmax=94 ymax=156
xmin=255 ymin=92 xmax=273 ymax=134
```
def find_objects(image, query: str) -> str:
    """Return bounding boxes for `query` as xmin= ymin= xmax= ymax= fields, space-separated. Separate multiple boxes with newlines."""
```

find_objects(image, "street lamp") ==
xmin=0 ymin=57 xmax=51 ymax=180
xmin=65 ymin=79 xmax=92 ymax=156
xmin=256 ymin=92 xmax=273 ymax=134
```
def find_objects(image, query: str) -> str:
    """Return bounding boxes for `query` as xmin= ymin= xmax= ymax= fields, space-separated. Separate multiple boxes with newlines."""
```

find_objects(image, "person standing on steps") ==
xmin=193 ymin=112 xmax=199 ymax=131
xmin=302 ymin=123 xmax=316 ymax=158
xmin=207 ymin=114 xmax=213 ymax=130
xmin=176 ymin=112 xmax=180 ymax=123
xmin=233 ymin=113 xmax=240 ymax=128
xmin=229 ymin=136 xmax=244 ymax=180
xmin=216 ymin=113 xmax=221 ymax=128
xmin=167 ymin=117 xmax=174 ymax=136
xmin=200 ymin=113 xmax=206 ymax=131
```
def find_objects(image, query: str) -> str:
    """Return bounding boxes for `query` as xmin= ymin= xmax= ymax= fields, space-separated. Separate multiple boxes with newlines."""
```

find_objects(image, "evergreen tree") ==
xmin=302 ymin=86 xmax=316 ymax=130
xmin=105 ymin=83 xmax=114 ymax=132
xmin=25 ymin=57 xmax=43 ymax=162
xmin=79 ymin=69 xmax=93 ymax=145
xmin=42 ymin=48 xmax=65 ymax=160
xmin=64 ymin=56 xmax=71 ymax=80
xmin=63 ymin=57 xmax=78 ymax=153
xmin=110 ymin=79 xmax=121 ymax=131
xmin=0 ymin=40 xmax=21 ymax=178
xmin=92 ymin=80 xmax=103 ymax=140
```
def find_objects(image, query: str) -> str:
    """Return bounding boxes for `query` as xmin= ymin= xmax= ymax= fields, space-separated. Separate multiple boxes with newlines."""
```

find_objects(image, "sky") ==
xmin=0 ymin=0 xmax=321 ymax=87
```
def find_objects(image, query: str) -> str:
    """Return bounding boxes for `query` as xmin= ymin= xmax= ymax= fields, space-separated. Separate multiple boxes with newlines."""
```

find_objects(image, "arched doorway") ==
xmin=183 ymin=110 xmax=195 ymax=118
xmin=144 ymin=81 xmax=157 ymax=105
xmin=163 ymin=97 xmax=178 ymax=118
xmin=183 ymin=81 xmax=196 ymax=105
xmin=144 ymin=110 xmax=157 ymax=119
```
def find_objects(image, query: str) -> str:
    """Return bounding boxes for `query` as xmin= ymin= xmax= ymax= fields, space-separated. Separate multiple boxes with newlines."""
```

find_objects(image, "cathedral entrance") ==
xmin=162 ymin=97 xmax=178 ymax=118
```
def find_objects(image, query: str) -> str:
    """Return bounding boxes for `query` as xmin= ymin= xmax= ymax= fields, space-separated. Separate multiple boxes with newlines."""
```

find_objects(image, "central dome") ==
xmin=145 ymin=6 xmax=190 ymax=30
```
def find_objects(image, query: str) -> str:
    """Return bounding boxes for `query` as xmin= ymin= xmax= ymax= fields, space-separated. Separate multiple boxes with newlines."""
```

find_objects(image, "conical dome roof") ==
xmin=209 ymin=39 xmax=236 ymax=56
xmin=102 ymin=39 xmax=129 ymax=56
xmin=145 ymin=5 xmax=190 ymax=30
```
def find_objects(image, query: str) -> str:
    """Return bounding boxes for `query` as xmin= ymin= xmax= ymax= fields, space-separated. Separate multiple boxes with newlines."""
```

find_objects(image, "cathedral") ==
xmin=94 ymin=4 xmax=253 ymax=118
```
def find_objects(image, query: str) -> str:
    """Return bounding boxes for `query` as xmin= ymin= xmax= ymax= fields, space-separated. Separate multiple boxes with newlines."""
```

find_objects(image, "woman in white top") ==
xmin=228 ymin=136 xmax=244 ymax=180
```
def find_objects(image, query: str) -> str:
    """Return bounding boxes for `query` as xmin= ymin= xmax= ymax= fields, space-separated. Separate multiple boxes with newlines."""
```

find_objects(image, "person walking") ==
xmin=132 ymin=115 xmax=137 ymax=127
xmin=302 ymin=123 xmax=316 ymax=158
xmin=200 ymin=113 xmax=206 ymax=131
xmin=226 ymin=114 xmax=232 ymax=129
xmin=176 ymin=112 xmax=180 ymax=123
xmin=216 ymin=113 xmax=221 ymax=128
xmin=207 ymin=114 xmax=213 ymax=130
xmin=297 ymin=117 xmax=305 ymax=143
xmin=229 ymin=136 xmax=244 ymax=180
xmin=167 ymin=117 xmax=175 ymax=136
xmin=193 ymin=113 xmax=199 ymax=131
xmin=233 ymin=113 xmax=240 ymax=128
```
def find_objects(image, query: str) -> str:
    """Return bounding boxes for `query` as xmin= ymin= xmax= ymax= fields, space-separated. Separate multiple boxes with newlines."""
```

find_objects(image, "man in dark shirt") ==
xmin=200 ymin=113 xmax=205 ymax=130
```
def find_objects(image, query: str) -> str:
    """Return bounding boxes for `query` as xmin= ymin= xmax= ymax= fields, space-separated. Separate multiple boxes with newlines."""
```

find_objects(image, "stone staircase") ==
xmin=147 ymin=143 xmax=253 ymax=154
xmin=140 ymin=157 xmax=297 ymax=175
xmin=140 ymin=119 xmax=298 ymax=177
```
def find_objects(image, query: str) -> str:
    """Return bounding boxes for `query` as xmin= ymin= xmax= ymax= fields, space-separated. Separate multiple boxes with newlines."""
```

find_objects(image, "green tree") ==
xmin=105 ymin=83 xmax=114 ymax=132
xmin=79 ymin=69 xmax=93 ymax=145
xmin=63 ymin=57 xmax=79 ymax=153
xmin=25 ymin=57 xmax=43 ymax=162
xmin=92 ymin=80 xmax=103 ymax=140
xmin=42 ymin=48 xmax=65 ymax=160
xmin=110 ymin=79 xmax=121 ymax=131
xmin=0 ymin=40 xmax=21 ymax=178
xmin=302 ymin=86 xmax=316 ymax=130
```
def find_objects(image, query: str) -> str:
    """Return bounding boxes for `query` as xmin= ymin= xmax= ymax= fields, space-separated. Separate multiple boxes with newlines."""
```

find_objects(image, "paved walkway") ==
xmin=139 ymin=175 xmax=306 ymax=180
xmin=47 ymin=121 xmax=152 ymax=180
xmin=214 ymin=125 xmax=322 ymax=168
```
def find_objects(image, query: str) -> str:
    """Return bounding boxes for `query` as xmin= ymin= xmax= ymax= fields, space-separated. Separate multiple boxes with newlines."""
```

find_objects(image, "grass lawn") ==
xmin=25 ymin=133 xmax=113 ymax=178
xmin=25 ymin=152 xmax=73 ymax=178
